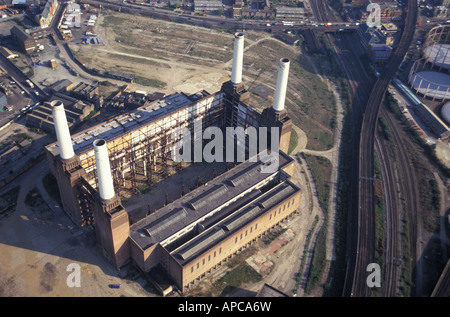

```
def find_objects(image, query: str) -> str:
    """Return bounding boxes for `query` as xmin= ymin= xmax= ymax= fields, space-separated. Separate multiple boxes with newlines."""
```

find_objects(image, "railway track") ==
xmin=381 ymin=106 xmax=420 ymax=295
xmin=329 ymin=25 xmax=419 ymax=297
xmin=349 ymin=0 xmax=417 ymax=296
xmin=334 ymin=34 xmax=405 ymax=297
xmin=310 ymin=0 xmax=341 ymax=23
xmin=313 ymin=0 xmax=417 ymax=297
xmin=375 ymin=116 xmax=401 ymax=297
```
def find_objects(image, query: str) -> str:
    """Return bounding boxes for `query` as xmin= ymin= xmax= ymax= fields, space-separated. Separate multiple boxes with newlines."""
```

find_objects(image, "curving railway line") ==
xmin=374 ymin=130 xmax=398 ymax=296
xmin=311 ymin=0 xmax=410 ymax=296
xmin=348 ymin=0 xmax=417 ymax=296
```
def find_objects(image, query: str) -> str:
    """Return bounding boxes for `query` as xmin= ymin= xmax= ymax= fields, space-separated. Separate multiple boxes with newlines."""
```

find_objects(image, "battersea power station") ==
xmin=44 ymin=33 xmax=302 ymax=293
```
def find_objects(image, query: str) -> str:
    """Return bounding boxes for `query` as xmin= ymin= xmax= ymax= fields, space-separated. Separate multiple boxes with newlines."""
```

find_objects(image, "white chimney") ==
xmin=93 ymin=139 xmax=115 ymax=200
xmin=272 ymin=58 xmax=290 ymax=112
xmin=51 ymin=100 xmax=75 ymax=160
xmin=231 ymin=32 xmax=245 ymax=84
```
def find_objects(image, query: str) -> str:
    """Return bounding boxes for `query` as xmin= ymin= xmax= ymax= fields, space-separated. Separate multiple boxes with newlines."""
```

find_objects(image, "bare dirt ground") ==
xmin=0 ymin=159 xmax=153 ymax=297
xmin=73 ymin=13 xmax=233 ymax=95
xmin=73 ymin=11 xmax=337 ymax=153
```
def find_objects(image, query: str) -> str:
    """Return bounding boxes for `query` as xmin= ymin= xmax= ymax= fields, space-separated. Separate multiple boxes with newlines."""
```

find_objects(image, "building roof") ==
xmin=358 ymin=24 xmax=386 ymax=45
xmin=72 ymin=82 xmax=97 ymax=95
xmin=10 ymin=25 xmax=33 ymax=42
xmin=41 ymin=0 xmax=56 ymax=19
xmin=107 ymin=71 xmax=135 ymax=81
xmin=194 ymin=0 xmax=223 ymax=5
xmin=49 ymin=79 xmax=73 ymax=93
xmin=423 ymin=44 xmax=450 ymax=70
xmin=276 ymin=6 xmax=304 ymax=14
xmin=45 ymin=91 xmax=211 ymax=157
xmin=410 ymin=71 xmax=450 ymax=101
xmin=170 ymin=177 xmax=297 ymax=265
xmin=382 ymin=23 xmax=398 ymax=32
xmin=370 ymin=43 xmax=392 ymax=51
xmin=130 ymin=152 xmax=295 ymax=255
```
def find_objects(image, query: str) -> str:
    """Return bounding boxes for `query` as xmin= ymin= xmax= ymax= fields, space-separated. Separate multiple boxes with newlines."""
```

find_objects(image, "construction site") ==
xmin=43 ymin=32 xmax=303 ymax=294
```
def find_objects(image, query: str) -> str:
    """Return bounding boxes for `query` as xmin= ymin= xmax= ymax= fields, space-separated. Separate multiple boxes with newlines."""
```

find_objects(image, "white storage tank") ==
xmin=441 ymin=102 xmax=450 ymax=125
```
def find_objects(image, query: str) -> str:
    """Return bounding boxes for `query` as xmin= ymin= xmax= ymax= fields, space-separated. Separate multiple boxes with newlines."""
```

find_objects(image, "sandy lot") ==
xmin=0 ymin=160 xmax=154 ymax=297
xmin=73 ymin=13 xmax=233 ymax=95
xmin=72 ymin=12 xmax=337 ymax=151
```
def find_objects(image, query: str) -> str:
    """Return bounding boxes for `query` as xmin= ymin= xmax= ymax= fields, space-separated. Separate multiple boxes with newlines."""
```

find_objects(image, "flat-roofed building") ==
xmin=107 ymin=71 xmax=135 ymax=83
xmin=193 ymin=0 xmax=223 ymax=13
xmin=276 ymin=6 xmax=304 ymax=20
xmin=130 ymin=152 xmax=300 ymax=291
xmin=0 ymin=46 xmax=18 ymax=59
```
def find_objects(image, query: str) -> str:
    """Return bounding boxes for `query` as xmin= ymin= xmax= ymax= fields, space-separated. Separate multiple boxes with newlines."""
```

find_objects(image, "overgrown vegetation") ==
xmin=293 ymin=215 xmax=319 ymax=294
xmin=248 ymin=39 xmax=337 ymax=152
xmin=301 ymin=154 xmax=332 ymax=294
xmin=373 ymin=154 xmax=385 ymax=297
xmin=319 ymin=33 xmax=353 ymax=296
xmin=0 ymin=131 xmax=32 ymax=153
xmin=384 ymin=93 xmax=450 ymax=178
xmin=304 ymin=216 xmax=327 ymax=294
xmin=303 ymin=154 xmax=332 ymax=214
xmin=217 ymin=262 xmax=262 ymax=296
xmin=262 ymin=227 xmax=287 ymax=245
xmin=191 ymin=246 xmax=262 ymax=296
xmin=384 ymin=92 xmax=442 ymax=233
xmin=378 ymin=116 xmax=393 ymax=142
xmin=134 ymin=76 xmax=167 ymax=88
xmin=288 ymin=128 xmax=298 ymax=154
xmin=383 ymin=91 xmax=444 ymax=294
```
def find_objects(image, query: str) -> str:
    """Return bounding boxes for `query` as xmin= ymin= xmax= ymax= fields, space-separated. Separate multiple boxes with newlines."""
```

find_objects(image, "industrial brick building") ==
xmin=10 ymin=25 xmax=36 ymax=54
xmin=26 ymin=92 xmax=95 ymax=133
xmin=44 ymin=33 xmax=300 ymax=293
xmin=130 ymin=153 xmax=299 ymax=291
